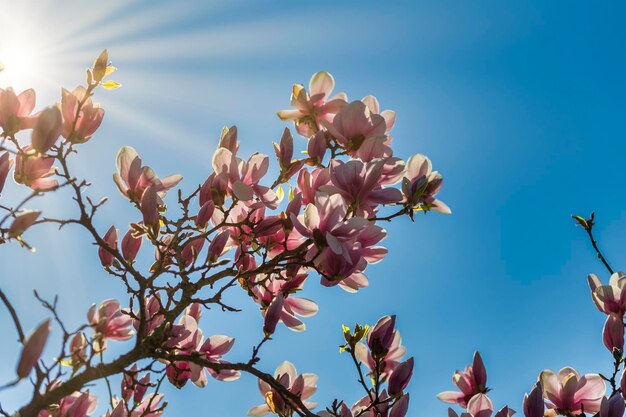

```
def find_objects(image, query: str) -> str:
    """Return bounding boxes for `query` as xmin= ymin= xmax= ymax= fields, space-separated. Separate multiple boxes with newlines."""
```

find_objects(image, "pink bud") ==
xmin=8 ymin=210 xmax=41 ymax=237
xmin=195 ymin=200 xmax=215 ymax=229
xmin=166 ymin=362 xmax=191 ymax=388
xmin=207 ymin=230 xmax=230 ymax=263
xmin=0 ymin=152 xmax=13 ymax=194
xmin=121 ymin=365 xmax=138 ymax=401
xmin=263 ymin=293 xmax=284 ymax=336
xmin=368 ymin=315 xmax=396 ymax=356
xmin=134 ymin=372 xmax=151 ymax=403
xmin=140 ymin=184 xmax=159 ymax=236
xmin=98 ymin=226 xmax=118 ymax=267
xmin=121 ymin=229 xmax=142 ymax=263
xmin=389 ymin=394 xmax=409 ymax=417
xmin=600 ymin=394 xmax=625 ymax=417
xmin=181 ymin=237 xmax=205 ymax=267
xmin=603 ymin=314 xmax=624 ymax=354
xmin=473 ymin=351 xmax=487 ymax=388
xmin=274 ymin=127 xmax=293 ymax=169
xmin=523 ymin=383 xmax=544 ymax=417
xmin=109 ymin=400 xmax=127 ymax=417
xmin=70 ymin=332 xmax=87 ymax=367
xmin=31 ymin=106 xmax=62 ymax=154
xmin=186 ymin=303 xmax=202 ymax=323
xmin=388 ymin=357 xmax=414 ymax=395
xmin=308 ymin=131 xmax=327 ymax=164
xmin=17 ymin=319 xmax=50 ymax=379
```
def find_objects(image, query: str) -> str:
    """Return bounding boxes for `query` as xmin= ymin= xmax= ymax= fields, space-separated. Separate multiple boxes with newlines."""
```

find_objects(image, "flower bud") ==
xmin=98 ymin=226 xmax=118 ymax=267
xmin=140 ymin=184 xmax=159 ymax=237
xmin=0 ymin=152 xmax=12 ymax=194
xmin=70 ymin=332 xmax=87 ymax=369
xmin=308 ymin=131 xmax=327 ymax=165
xmin=388 ymin=357 xmax=414 ymax=395
xmin=389 ymin=394 xmax=409 ymax=417
xmin=31 ymin=106 xmax=62 ymax=154
xmin=263 ymin=293 xmax=284 ymax=336
xmin=207 ymin=230 xmax=230 ymax=263
xmin=274 ymin=127 xmax=293 ymax=169
xmin=523 ymin=383 xmax=544 ymax=417
xmin=17 ymin=319 xmax=50 ymax=379
xmin=9 ymin=210 xmax=41 ymax=238
xmin=603 ymin=314 xmax=624 ymax=356
xmin=368 ymin=315 xmax=396 ymax=357
xmin=121 ymin=229 xmax=142 ymax=263
xmin=195 ymin=201 xmax=215 ymax=229
xmin=600 ymin=394 xmax=625 ymax=417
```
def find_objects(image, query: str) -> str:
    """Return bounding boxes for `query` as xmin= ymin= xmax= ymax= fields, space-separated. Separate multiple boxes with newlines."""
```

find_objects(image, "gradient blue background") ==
xmin=1 ymin=1 xmax=626 ymax=416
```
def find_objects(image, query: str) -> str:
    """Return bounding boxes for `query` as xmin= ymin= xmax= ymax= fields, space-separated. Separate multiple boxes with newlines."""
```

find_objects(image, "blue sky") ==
xmin=1 ymin=1 xmax=626 ymax=416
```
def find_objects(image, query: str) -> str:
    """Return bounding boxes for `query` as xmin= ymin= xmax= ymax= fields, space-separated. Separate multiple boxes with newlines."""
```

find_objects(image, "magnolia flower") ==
xmin=540 ymin=367 xmax=605 ymax=415
xmin=437 ymin=352 xmax=488 ymax=408
xmin=277 ymin=71 xmax=347 ymax=137
xmin=60 ymin=86 xmax=105 ymax=144
xmin=322 ymin=101 xmax=391 ymax=162
xmin=0 ymin=87 xmax=37 ymax=135
xmin=113 ymin=146 xmax=182 ymax=202
xmin=131 ymin=393 xmax=164 ymax=417
xmin=122 ymin=365 xmax=150 ymax=404
xmin=248 ymin=361 xmax=318 ymax=416
xmin=189 ymin=334 xmax=240 ymax=385
xmin=603 ymin=313 xmax=624 ymax=354
xmin=69 ymin=332 xmax=87 ymax=370
xmin=362 ymin=95 xmax=396 ymax=133
xmin=88 ymin=299 xmax=133 ymax=350
xmin=402 ymin=153 xmax=450 ymax=215
xmin=14 ymin=146 xmax=58 ymax=191
xmin=588 ymin=273 xmax=626 ymax=316
xmin=121 ymin=228 xmax=142 ymax=263
xmin=323 ymin=159 xmax=403 ymax=217
xmin=16 ymin=319 xmax=50 ymax=379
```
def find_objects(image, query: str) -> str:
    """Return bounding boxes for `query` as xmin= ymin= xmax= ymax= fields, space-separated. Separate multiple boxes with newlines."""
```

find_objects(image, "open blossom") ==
xmin=588 ymin=272 xmax=626 ymax=316
xmin=248 ymin=361 xmax=318 ymax=416
xmin=130 ymin=393 xmax=164 ymax=417
xmin=60 ymin=86 xmax=104 ymax=144
xmin=362 ymin=95 xmax=396 ymax=133
xmin=277 ymin=71 xmax=347 ymax=137
xmin=540 ymin=367 xmax=605 ymax=415
xmin=447 ymin=394 xmax=495 ymax=417
xmin=402 ymin=153 xmax=450 ymax=214
xmin=291 ymin=192 xmax=387 ymax=287
xmin=113 ymin=146 xmax=182 ymax=202
xmin=323 ymin=159 xmax=403 ymax=217
xmin=438 ymin=352 xmax=488 ymax=408
xmin=14 ymin=146 xmax=58 ymax=191
xmin=0 ymin=87 xmax=37 ymax=135
xmin=323 ymin=101 xmax=391 ymax=162
xmin=88 ymin=299 xmax=133 ymax=349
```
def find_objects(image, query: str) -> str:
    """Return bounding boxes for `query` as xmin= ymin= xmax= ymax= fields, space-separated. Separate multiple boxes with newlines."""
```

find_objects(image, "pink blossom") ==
xmin=437 ymin=352 xmax=488 ymax=408
xmin=189 ymin=334 xmax=240 ymax=385
xmin=362 ymin=95 xmax=396 ymax=133
xmin=130 ymin=393 xmax=164 ymax=417
xmin=388 ymin=357 xmax=414 ymax=395
xmin=390 ymin=394 xmax=410 ymax=417
xmin=113 ymin=146 xmax=182 ymax=202
xmin=134 ymin=295 xmax=165 ymax=337
xmin=323 ymin=159 xmax=403 ymax=217
xmin=88 ymin=299 xmax=133 ymax=349
xmin=0 ymin=87 xmax=37 ymax=135
xmin=14 ymin=146 xmax=58 ymax=191
xmin=588 ymin=273 xmax=626 ymax=316
xmin=39 ymin=390 xmax=98 ymax=417
xmin=540 ymin=367 xmax=605 ymax=414
xmin=60 ymin=86 xmax=104 ymax=144
xmin=402 ymin=153 xmax=450 ymax=215
xmin=277 ymin=71 xmax=348 ymax=137
xmin=599 ymin=395 xmax=625 ymax=417
xmin=448 ymin=394 xmax=494 ymax=417
xmin=248 ymin=361 xmax=317 ymax=416
xmin=16 ymin=319 xmax=50 ymax=379
xmin=69 ymin=332 xmax=87 ymax=369
xmin=322 ymin=101 xmax=390 ymax=162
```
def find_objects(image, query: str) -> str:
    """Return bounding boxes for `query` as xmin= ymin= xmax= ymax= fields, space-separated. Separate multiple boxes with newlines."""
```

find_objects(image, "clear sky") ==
xmin=1 ymin=1 xmax=626 ymax=416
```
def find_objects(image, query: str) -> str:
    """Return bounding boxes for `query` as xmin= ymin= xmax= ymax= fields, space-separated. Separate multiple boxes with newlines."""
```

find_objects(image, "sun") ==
xmin=0 ymin=43 xmax=41 ymax=89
